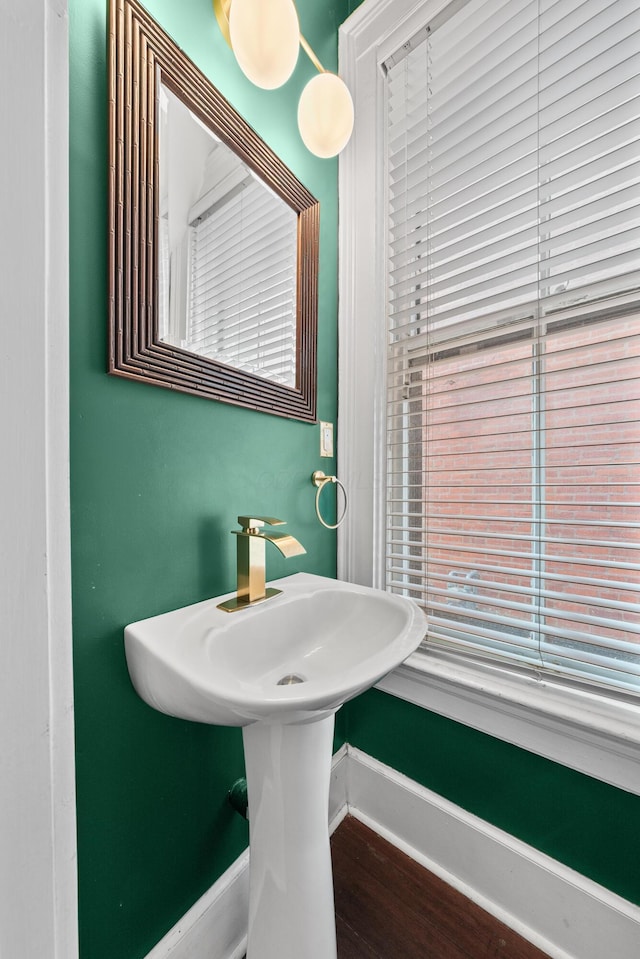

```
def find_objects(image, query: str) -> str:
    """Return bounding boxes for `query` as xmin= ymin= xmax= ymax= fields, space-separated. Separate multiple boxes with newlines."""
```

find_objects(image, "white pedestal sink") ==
xmin=125 ymin=573 xmax=425 ymax=959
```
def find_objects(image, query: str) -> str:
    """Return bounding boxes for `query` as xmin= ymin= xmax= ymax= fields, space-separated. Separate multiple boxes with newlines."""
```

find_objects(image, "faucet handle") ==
xmin=237 ymin=515 xmax=285 ymax=531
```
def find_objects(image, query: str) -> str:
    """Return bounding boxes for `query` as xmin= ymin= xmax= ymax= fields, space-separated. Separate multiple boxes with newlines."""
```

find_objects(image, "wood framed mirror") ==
xmin=108 ymin=0 xmax=319 ymax=421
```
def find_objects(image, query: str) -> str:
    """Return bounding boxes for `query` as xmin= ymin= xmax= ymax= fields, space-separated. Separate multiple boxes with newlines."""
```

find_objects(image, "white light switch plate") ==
xmin=320 ymin=421 xmax=334 ymax=458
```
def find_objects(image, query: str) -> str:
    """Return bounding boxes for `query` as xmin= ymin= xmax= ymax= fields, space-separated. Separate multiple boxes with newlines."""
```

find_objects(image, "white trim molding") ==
xmin=0 ymin=2 xmax=76 ymax=958
xmin=143 ymin=746 xmax=640 ymax=959
xmin=145 ymin=850 xmax=250 ymax=959
xmin=338 ymin=0 xmax=640 ymax=797
xmin=338 ymin=0 xmax=454 ymax=589
xmin=377 ymin=652 xmax=640 ymax=796
xmin=346 ymin=748 xmax=640 ymax=959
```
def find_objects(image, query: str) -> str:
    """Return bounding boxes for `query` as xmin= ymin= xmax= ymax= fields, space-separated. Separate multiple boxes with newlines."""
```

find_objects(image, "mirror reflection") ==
xmin=158 ymin=84 xmax=299 ymax=388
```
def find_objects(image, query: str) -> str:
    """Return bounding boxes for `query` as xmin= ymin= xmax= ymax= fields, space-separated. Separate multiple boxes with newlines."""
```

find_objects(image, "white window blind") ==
xmin=385 ymin=0 xmax=640 ymax=691
xmin=188 ymin=177 xmax=298 ymax=387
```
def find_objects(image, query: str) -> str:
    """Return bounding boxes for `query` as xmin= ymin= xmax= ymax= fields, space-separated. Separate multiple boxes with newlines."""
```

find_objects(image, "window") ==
xmin=384 ymin=0 xmax=640 ymax=693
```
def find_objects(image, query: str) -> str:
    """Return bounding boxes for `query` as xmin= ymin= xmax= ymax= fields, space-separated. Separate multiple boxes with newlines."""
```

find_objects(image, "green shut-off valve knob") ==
xmin=228 ymin=778 xmax=249 ymax=819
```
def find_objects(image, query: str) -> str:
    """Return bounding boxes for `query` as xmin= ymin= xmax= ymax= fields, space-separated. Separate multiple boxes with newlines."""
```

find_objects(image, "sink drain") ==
xmin=277 ymin=673 xmax=306 ymax=685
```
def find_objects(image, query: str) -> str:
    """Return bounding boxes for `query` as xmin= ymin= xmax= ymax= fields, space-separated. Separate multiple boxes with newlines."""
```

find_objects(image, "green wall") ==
xmin=69 ymin=2 xmax=345 ymax=956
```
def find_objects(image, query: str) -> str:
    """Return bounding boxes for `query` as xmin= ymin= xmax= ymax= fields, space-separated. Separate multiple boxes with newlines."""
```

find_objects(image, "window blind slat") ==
xmin=191 ymin=308 xmax=295 ymax=343
xmin=539 ymin=5 xmax=639 ymax=85
xmin=192 ymin=265 xmax=295 ymax=312
xmin=188 ymin=175 xmax=298 ymax=385
xmin=427 ymin=1 xmax=537 ymax=115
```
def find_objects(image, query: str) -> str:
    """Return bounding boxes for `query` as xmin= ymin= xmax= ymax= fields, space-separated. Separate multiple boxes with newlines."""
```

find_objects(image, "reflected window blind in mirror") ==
xmin=188 ymin=177 xmax=298 ymax=387
xmin=384 ymin=0 xmax=640 ymax=691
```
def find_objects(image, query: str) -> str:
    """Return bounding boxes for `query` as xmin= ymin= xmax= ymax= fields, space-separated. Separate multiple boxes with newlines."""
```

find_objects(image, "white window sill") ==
xmin=376 ymin=647 xmax=640 ymax=796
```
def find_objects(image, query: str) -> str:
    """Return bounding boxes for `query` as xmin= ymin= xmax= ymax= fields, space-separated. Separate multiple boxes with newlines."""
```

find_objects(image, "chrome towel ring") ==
xmin=311 ymin=470 xmax=348 ymax=530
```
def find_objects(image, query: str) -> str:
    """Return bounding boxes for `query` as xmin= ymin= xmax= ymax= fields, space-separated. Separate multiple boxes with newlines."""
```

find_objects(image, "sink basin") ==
xmin=125 ymin=572 xmax=425 ymax=726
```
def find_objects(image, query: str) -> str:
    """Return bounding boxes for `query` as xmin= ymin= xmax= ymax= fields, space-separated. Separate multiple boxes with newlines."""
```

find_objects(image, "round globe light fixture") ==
xmin=228 ymin=0 xmax=300 ymax=90
xmin=297 ymin=73 xmax=354 ymax=158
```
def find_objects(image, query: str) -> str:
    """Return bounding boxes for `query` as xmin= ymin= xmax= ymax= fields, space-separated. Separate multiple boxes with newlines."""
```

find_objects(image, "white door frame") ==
xmin=0 ymin=1 xmax=77 ymax=956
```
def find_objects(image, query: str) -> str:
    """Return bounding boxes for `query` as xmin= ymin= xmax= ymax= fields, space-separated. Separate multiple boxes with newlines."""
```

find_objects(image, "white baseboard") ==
xmin=144 ymin=744 xmax=640 ymax=959
xmin=329 ymin=742 xmax=349 ymax=830
xmin=145 ymin=849 xmax=249 ymax=959
xmin=346 ymin=747 xmax=640 ymax=959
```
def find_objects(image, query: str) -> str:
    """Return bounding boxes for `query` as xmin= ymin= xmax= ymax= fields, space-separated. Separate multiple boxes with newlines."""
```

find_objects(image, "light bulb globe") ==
xmin=297 ymin=73 xmax=354 ymax=158
xmin=229 ymin=0 xmax=300 ymax=90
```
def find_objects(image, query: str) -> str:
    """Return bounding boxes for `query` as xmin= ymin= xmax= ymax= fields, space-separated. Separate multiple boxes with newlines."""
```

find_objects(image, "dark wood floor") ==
xmin=331 ymin=816 xmax=551 ymax=959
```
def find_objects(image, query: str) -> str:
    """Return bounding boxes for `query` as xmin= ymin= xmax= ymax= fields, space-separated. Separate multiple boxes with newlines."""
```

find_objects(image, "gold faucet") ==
xmin=217 ymin=516 xmax=306 ymax=612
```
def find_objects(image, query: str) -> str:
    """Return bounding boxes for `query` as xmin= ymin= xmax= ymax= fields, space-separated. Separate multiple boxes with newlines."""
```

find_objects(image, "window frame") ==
xmin=338 ymin=0 xmax=640 ymax=796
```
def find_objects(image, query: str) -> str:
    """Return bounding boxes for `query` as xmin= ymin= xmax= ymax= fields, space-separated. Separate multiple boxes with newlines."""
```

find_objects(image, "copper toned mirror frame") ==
xmin=108 ymin=0 xmax=319 ymax=421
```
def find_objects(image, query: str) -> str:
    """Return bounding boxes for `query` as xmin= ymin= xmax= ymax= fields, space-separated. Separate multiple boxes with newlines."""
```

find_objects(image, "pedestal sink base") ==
xmin=243 ymin=715 xmax=337 ymax=959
